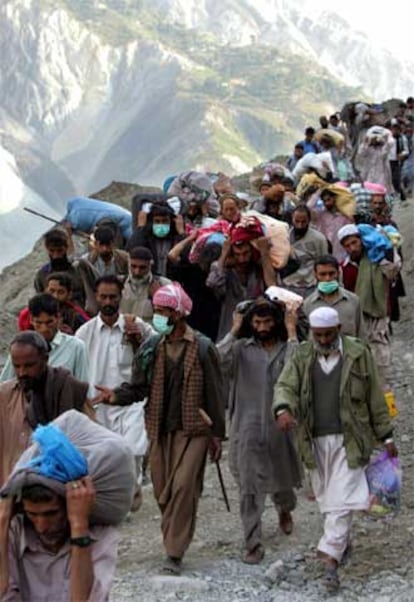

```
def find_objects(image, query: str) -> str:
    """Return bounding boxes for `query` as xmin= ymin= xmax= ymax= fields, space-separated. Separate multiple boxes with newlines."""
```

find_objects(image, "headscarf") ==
xmin=152 ymin=282 xmax=193 ymax=316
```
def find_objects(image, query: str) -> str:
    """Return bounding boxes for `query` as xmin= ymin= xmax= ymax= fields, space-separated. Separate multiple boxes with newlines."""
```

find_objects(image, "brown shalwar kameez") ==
xmin=114 ymin=325 xmax=225 ymax=560
xmin=150 ymin=431 xmax=209 ymax=558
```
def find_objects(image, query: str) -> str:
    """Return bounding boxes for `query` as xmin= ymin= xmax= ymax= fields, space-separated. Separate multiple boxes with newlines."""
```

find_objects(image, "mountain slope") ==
xmin=0 ymin=0 xmax=410 ymax=270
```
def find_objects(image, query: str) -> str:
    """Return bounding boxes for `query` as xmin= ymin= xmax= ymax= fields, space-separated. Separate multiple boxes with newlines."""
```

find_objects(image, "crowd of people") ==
xmin=0 ymin=97 xmax=411 ymax=598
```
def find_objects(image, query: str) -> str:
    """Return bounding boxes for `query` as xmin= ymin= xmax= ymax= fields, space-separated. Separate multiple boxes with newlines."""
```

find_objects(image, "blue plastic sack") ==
xmin=64 ymin=197 xmax=133 ymax=239
xmin=357 ymin=224 xmax=393 ymax=263
xmin=25 ymin=424 xmax=88 ymax=483
xmin=366 ymin=450 xmax=402 ymax=516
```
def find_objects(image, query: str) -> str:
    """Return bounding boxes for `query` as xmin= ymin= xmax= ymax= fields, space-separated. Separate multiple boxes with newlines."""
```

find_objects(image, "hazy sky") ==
xmin=305 ymin=0 xmax=411 ymax=59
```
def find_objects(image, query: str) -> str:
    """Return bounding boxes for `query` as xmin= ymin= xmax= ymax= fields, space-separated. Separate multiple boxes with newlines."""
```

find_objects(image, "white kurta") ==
xmin=75 ymin=314 xmax=153 ymax=456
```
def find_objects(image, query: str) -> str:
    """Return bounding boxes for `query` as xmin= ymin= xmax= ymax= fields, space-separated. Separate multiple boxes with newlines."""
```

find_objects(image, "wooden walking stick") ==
xmin=198 ymin=409 xmax=231 ymax=512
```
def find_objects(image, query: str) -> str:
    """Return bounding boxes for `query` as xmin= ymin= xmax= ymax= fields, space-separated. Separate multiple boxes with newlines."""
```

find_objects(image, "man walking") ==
xmin=218 ymin=299 xmax=301 ymax=563
xmin=282 ymin=205 xmax=328 ymax=298
xmin=76 ymin=275 xmax=153 ymax=510
xmin=95 ymin=283 xmax=225 ymax=574
xmin=0 ymin=331 xmax=91 ymax=485
xmin=273 ymin=307 xmax=397 ymax=591
xmin=338 ymin=224 xmax=400 ymax=386
xmin=303 ymin=255 xmax=366 ymax=338
xmin=120 ymin=246 xmax=170 ymax=321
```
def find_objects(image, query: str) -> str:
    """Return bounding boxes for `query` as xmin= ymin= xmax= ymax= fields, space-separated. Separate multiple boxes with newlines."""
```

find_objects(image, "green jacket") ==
xmin=272 ymin=336 xmax=392 ymax=469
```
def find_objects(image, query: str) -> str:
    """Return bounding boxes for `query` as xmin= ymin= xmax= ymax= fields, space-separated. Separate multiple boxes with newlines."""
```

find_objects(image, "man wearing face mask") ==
xmin=120 ymin=247 xmax=171 ymax=321
xmin=76 ymin=275 xmax=153 ymax=511
xmin=303 ymin=256 xmax=366 ymax=339
xmin=34 ymin=229 xmax=86 ymax=308
xmin=0 ymin=331 xmax=91 ymax=485
xmin=126 ymin=202 xmax=186 ymax=279
xmin=273 ymin=307 xmax=397 ymax=592
xmin=95 ymin=282 xmax=225 ymax=575
xmin=282 ymin=205 xmax=329 ymax=298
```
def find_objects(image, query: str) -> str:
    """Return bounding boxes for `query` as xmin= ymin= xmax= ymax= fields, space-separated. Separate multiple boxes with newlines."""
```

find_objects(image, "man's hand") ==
xmin=0 ymin=497 xmax=13 ymax=531
xmin=284 ymin=308 xmax=298 ymax=339
xmin=137 ymin=211 xmax=148 ymax=227
xmin=255 ymin=236 xmax=271 ymax=257
xmin=230 ymin=310 xmax=244 ymax=336
xmin=124 ymin=320 xmax=143 ymax=344
xmin=66 ymin=477 xmax=96 ymax=535
xmin=276 ymin=411 xmax=297 ymax=432
xmin=0 ymin=497 xmax=13 ymax=597
xmin=385 ymin=441 xmax=398 ymax=457
xmin=174 ymin=214 xmax=185 ymax=235
xmin=209 ymin=437 xmax=222 ymax=462
xmin=92 ymin=385 xmax=114 ymax=404
xmin=149 ymin=279 xmax=162 ymax=297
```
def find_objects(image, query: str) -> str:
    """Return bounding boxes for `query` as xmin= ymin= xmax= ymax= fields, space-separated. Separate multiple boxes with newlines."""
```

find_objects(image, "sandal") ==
xmin=322 ymin=566 xmax=340 ymax=592
xmin=161 ymin=556 xmax=182 ymax=575
xmin=242 ymin=544 xmax=265 ymax=565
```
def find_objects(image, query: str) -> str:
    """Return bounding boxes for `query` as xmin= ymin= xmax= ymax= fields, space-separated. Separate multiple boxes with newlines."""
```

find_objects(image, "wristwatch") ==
xmin=70 ymin=535 xmax=92 ymax=547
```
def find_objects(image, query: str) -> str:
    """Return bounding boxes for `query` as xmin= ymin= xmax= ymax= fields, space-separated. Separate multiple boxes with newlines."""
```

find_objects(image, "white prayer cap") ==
xmin=309 ymin=307 xmax=340 ymax=328
xmin=337 ymin=224 xmax=360 ymax=242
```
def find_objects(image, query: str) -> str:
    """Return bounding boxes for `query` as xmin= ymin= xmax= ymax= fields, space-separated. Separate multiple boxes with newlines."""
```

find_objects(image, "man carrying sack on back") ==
xmin=95 ymin=282 xmax=226 ymax=575
xmin=0 ymin=423 xmax=121 ymax=601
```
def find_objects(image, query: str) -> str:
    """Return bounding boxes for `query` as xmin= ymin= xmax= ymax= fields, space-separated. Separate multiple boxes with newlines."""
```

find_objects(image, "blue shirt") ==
xmin=0 ymin=331 xmax=89 ymax=383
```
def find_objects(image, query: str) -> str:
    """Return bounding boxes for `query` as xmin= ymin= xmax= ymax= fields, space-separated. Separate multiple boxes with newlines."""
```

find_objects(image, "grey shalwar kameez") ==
xmin=217 ymin=334 xmax=302 ymax=551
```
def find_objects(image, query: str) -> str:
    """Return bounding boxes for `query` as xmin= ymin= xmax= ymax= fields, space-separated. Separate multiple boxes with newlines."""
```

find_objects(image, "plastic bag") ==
xmin=25 ymin=424 xmax=88 ymax=482
xmin=366 ymin=451 xmax=402 ymax=516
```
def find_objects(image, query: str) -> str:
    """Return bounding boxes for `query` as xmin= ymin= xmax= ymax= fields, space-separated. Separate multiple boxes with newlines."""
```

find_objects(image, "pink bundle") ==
xmin=189 ymin=220 xmax=231 ymax=263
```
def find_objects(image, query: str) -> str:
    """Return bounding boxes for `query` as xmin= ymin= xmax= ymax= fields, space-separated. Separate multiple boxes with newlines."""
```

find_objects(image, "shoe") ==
xmin=242 ymin=544 xmax=265 ymax=565
xmin=279 ymin=510 xmax=293 ymax=535
xmin=161 ymin=556 xmax=182 ymax=575
xmin=317 ymin=551 xmax=340 ymax=592
xmin=322 ymin=565 xmax=340 ymax=592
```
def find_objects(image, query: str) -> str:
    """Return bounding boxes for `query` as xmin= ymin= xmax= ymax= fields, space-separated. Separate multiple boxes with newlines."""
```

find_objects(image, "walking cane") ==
xmin=199 ymin=409 xmax=231 ymax=512
xmin=215 ymin=460 xmax=231 ymax=512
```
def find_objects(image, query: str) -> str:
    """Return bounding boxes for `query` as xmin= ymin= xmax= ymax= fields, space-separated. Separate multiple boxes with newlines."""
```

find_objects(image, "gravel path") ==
xmin=111 ymin=200 xmax=414 ymax=602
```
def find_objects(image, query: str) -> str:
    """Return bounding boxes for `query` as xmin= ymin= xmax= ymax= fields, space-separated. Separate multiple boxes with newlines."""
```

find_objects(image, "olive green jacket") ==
xmin=272 ymin=336 xmax=392 ymax=469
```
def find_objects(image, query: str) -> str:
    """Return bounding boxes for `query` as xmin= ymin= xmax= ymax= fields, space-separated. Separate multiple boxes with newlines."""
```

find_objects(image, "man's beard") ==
xmin=50 ymin=257 xmax=70 ymax=271
xmin=293 ymin=227 xmax=308 ymax=237
xmin=100 ymin=304 xmax=119 ymax=317
xmin=18 ymin=369 xmax=47 ymax=392
xmin=253 ymin=328 xmax=277 ymax=342
xmin=313 ymin=336 xmax=340 ymax=355
xmin=132 ymin=273 xmax=150 ymax=283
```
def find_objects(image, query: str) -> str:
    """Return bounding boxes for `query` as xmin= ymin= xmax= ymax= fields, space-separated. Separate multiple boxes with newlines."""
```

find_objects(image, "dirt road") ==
xmin=111 ymin=200 xmax=414 ymax=601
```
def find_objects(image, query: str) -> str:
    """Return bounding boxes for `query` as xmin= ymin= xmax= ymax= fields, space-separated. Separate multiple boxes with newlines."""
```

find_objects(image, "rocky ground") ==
xmin=0 ymin=196 xmax=413 ymax=602
xmin=110 ymin=199 xmax=414 ymax=602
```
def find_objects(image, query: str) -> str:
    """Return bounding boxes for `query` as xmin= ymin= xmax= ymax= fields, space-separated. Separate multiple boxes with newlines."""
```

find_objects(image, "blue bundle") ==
xmin=357 ymin=224 xmax=393 ymax=263
xmin=25 ymin=424 xmax=88 ymax=482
